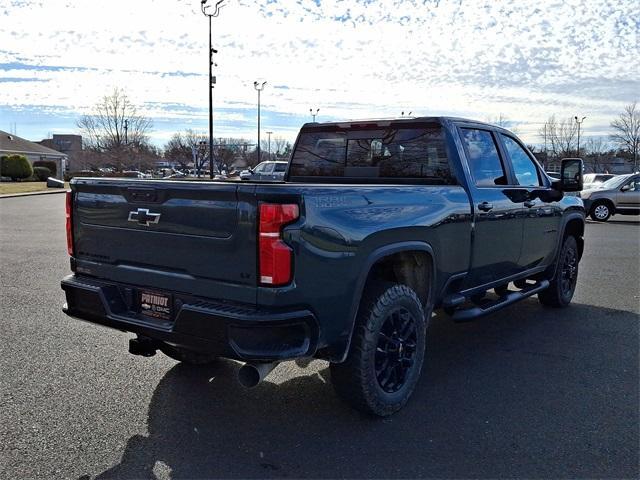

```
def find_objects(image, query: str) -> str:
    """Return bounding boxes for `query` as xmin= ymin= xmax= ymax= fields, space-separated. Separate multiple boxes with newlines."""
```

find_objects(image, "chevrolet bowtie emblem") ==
xmin=128 ymin=208 xmax=161 ymax=226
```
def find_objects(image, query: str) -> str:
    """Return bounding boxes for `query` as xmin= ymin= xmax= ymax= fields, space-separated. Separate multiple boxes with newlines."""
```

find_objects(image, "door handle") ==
xmin=524 ymin=200 xmax=536 ymax=208
xmin=478 ymin=202 xmax=494 ymax=212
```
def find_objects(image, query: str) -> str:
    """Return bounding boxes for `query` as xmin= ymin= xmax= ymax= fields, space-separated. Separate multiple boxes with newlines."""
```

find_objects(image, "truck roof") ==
xmin=300 ymin=116 xmax=499 ymax=129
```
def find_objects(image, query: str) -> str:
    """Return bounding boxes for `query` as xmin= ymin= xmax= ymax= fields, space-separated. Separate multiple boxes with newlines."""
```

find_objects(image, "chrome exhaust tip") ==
xmin=237 ymin=362 xmax=278 ymax=388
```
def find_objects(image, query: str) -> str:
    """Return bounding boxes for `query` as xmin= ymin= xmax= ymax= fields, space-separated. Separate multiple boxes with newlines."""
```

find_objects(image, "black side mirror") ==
xmin=558 ymin=158 xmax=583 ymax=192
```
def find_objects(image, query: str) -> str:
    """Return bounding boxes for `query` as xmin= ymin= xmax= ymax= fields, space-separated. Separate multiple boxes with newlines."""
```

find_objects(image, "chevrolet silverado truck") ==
xmin=61 ymin=117 xmax=585 ymax=416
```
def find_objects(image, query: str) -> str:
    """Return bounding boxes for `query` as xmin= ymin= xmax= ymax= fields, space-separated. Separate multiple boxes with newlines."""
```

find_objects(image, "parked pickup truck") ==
xmin=61 ymin=117 xmax=585 ymax=416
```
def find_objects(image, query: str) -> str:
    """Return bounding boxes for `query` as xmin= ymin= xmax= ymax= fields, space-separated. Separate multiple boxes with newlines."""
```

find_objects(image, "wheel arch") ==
xmin=545 ymin=213 xmax=585 ymax=280
xmin=335 ymin=241 xmax=436 ymax=363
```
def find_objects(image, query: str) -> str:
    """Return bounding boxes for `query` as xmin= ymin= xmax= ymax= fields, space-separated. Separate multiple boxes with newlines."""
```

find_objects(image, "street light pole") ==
xmin=574 ymin=116 xmax=586 ymax=158
xmin=254 ymin=81 xmax=267 ymax=163
xmin=310 ymin=108 xmax=319 ymax=122
xmin=266 ymin=131 xmax=273 ymax=160
xmin=201 ymin=0 xmax=225 ymax=179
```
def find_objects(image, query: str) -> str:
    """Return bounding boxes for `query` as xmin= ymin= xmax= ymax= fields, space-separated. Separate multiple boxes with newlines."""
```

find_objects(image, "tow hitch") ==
xmin=128 ymin=336 xmax=158 ymax=357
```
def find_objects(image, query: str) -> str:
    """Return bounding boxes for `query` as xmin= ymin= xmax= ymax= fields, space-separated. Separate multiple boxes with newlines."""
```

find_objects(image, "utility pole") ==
xmin=254 ymin=81 xmax=267 ymax=163
xmin=124 ymin=119 xmax=128 ymax=145
xmin=310 ymin=108 xmax=319 ymax=122
xmin=201 ymin=0 xmax=225 ymax=179
xmin=266 ymin=131 xmax=273 ymax=160
xmin=543 ymin=124 xmax=547 ymax=168
xmin=574 ymin=116 xmax=586 ymax=158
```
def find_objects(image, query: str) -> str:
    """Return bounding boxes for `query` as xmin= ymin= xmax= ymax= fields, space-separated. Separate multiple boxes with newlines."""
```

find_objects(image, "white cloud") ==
xmin=0 ymin=0 xmax=638 ymax=144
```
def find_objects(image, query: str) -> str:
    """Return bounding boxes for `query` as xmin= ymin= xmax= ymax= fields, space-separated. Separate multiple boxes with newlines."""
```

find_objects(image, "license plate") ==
xmin=139 ymin=290 xmax=172 ymax=321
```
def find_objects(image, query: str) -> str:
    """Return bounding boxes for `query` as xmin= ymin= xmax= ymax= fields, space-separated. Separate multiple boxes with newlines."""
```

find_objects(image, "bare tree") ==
xmin=584 ymin=137 xmax=613 ymax=173
xmin=272 ymin=136 xmax=290 ymax=157
xmin=538 ymin=115 xmax=577 ymax=160
xmin=610 ymin=101 xmax=640 ymax=171
xmin=163 ymin=129 xmax=210 ymax=173
xmin=78 ymin=87 xmax=153 ymax=156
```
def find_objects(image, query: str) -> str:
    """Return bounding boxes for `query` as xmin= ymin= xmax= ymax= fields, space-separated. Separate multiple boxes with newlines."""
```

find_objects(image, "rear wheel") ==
xmin=330 ymin=283 xmax=427 ymax=417
xmin=159 ymin=344 xmax=218 ymax=365
xmin=590 ymin=201 xmax=612 ymax=222
xmin=539 ymin=235 xmax=579 ymax=308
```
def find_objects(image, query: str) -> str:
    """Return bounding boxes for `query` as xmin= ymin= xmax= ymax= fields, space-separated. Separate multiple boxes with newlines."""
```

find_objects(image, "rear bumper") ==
xmin=61 ymin=274 xmax=319 ymax=361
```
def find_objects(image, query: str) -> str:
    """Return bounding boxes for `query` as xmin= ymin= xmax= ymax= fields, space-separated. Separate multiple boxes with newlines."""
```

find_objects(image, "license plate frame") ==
xmin=139 ymin=289 xmax=173 ymax=322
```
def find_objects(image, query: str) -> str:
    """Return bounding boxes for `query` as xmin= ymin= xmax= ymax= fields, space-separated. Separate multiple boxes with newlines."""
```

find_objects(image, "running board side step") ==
xmin=451 ymin=280 xmax=550 ymax=323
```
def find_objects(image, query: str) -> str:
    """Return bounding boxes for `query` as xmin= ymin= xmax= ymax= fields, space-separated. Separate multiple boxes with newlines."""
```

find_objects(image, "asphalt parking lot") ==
xmin=1 ymin=194 xmax=638 ymax=479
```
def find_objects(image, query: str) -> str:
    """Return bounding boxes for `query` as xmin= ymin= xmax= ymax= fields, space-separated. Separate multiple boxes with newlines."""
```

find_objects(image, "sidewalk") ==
xmin=0 ymin=188 xmax=67 ymax=199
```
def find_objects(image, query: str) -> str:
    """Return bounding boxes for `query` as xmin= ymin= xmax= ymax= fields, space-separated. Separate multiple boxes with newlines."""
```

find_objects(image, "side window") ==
xmin=626 ymin=178 xmax=639 ymax=191
xmin=263 ymin=163 xmax=275 ymax=173
xmin=460 ymin=128 xmax=507 ymax=187
xmin=254 ymin=163 xmax=266 ymax=173
xmin=274 ymin=163 xmax=287 ymax=173
xmin=501 ymin=135 xmax=541 ymax=187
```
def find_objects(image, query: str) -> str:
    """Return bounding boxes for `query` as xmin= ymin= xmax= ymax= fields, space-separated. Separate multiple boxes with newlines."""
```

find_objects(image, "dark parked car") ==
xmin=61 ymin=117 xmax=585 ymax=416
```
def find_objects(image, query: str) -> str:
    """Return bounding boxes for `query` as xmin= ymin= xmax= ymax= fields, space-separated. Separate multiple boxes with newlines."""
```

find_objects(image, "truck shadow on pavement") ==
xmin=93 ymin=299 xmax=639 ymax=479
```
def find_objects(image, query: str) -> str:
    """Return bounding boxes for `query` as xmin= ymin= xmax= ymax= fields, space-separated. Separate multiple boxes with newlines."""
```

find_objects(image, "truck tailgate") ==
xmin=71 ymin=179 xmax=258 ymax=304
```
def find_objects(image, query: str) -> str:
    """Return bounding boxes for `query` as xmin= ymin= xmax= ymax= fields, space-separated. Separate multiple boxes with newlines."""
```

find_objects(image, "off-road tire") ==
xmin=589 ymin=201 xmax=612 ymax=222
xmin=539 ymin=235 xmax=579 ymax=308
xmin=330 ymin=283 xmax=428 ymax=417
xmin=159 ymin=344 xmax=219 ymax=365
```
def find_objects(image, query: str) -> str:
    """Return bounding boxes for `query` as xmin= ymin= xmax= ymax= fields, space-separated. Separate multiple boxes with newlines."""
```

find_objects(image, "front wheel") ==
xmin=590 ymin=202 xmax=612 ymax=222
xmin=330 ymin=283 xmax=427 ymax=417
xmin=539 ymin=235 xmax=579 ymax=308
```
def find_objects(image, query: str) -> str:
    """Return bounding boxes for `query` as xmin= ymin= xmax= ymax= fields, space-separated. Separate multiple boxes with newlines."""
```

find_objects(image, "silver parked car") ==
xmin=580 ymin=173 xmax=640 ymax=221
xmin=240 ymin=161 xmax=287 ymax=181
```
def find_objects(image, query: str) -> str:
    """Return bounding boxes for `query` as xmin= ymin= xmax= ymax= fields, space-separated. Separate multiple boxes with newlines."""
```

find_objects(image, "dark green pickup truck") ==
xmin=61 ymin=117 xmax=585 ymax=416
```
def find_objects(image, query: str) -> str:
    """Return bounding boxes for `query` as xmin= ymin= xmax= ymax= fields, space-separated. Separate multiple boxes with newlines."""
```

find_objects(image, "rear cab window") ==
xmin=289 ymin=123 xmax=455 ymax=184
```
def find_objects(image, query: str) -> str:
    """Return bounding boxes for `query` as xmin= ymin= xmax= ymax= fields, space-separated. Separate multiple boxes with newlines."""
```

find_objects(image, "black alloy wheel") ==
xmin=375 ymin=308 xmax=418 ymax=393
xmin=330 ymin=283 xmax=428 ymax=416
xmin=539 ymin=235 xmax=579 ymax=307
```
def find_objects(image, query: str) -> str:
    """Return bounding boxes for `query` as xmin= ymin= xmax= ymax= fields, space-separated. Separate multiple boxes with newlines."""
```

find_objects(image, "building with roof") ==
xmin=39 ymin=134 xmax=82 ymax=172
xmin=0 ymin=130 xmax=67 ymax=179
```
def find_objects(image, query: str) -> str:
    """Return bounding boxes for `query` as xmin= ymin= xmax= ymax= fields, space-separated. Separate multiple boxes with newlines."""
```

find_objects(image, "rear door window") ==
xmin=289 ymin=125 xmax=454 ymax=184
xmin=273 ymin=163 xmax=287 ymax=173
xmin=460 ymin=128 xmax=507 ymax=187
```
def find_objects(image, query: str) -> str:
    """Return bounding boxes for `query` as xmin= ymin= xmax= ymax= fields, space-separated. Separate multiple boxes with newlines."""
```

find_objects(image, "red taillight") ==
xmin=259 ymin=203 xmax=299 ymax=286
xmin=65 ymin=191 xmax=73 ymax=256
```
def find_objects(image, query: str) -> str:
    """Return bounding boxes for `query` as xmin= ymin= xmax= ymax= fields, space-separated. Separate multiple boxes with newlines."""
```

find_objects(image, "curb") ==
xmin=0 ymin=189 xmax=68 ymax=199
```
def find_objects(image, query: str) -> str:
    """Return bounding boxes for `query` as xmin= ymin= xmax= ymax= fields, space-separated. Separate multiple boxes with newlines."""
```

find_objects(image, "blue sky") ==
xmin=1 ymin=0 xmax=638 ymax=147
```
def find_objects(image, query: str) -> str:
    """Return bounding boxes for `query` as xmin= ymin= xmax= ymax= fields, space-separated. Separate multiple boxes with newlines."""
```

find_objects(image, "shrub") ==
xmin=0 ymin=155 xmax=33 ymax=181
xmin=32 ymin=166 xmax=52 ymax=181
xmin=33 ymin=160 xmax=57 ymax=177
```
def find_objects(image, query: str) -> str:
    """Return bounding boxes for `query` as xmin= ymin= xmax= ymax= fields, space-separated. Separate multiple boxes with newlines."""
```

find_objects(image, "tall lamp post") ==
xmin=254 ymin=81 xmax=267 ymax=163
xmin=201 ymin=0 xmax=225 ymax=179
xmin=574 ymin=116 xmax=586 ymax=158
xmin=310 ymin=108 xmax=319 ymax=122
